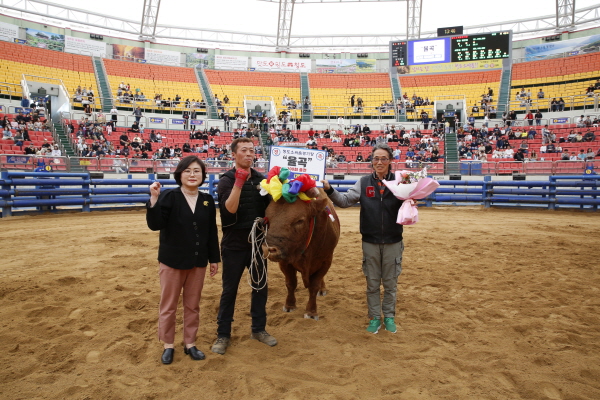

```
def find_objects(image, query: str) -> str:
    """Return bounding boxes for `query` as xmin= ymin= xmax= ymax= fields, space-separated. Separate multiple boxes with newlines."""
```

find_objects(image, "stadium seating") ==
xmin=511 ymin=52 xmax=600 ymax=111
xmin=103 ymin=59 xmax=203 ymax=110
xmin=308 ymin=73 xmax=393 ymax=117
xmin=399 ymin=70 xmax=502 ymax=120
xmin=204 ymin=70 xmax=301 ymax=115
xmin=0 ymin=40 xmax=98 ymax=108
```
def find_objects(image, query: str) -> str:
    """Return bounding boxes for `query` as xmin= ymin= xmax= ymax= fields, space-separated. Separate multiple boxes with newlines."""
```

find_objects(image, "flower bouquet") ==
xmin=382 ymin=167 xmax=439 ymax=225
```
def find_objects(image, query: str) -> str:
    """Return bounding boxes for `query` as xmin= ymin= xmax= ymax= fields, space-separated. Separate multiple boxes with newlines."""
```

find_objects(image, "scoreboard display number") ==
xmin=437 ymin=26 xmax=463 ymax=37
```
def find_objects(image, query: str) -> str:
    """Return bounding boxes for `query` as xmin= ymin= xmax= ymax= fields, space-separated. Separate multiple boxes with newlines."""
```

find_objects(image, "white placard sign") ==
xmin=64 ymin=35 xmax=107 ymax=57
xmin=269 ymin=146 xmax=326 ymax=187
xmin=251 ymin=56 xmax=310 ymax=73
xmin=215 ymin=55 xmax=248 ymax=70
xmin=146 ymin=48 xmax=181 ymax=65
xmin=0 ymin=21 xmax=19 ymax=40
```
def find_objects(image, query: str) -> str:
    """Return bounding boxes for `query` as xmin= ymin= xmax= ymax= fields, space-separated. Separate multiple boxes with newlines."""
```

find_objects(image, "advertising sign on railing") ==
xmin=25 ymin=28 xmax=64 ymax=51
xmin=0 ymin=21 xmax=19 ymax=41
xmin=113 ymin=44 xmax=145 ymax=61
xmin=215 ymin=55 xmax=248 ymax=70
xmin=65 ymin=35 xmax=107 ymax=57
xmin=251 ymin=57 xmax=310 ymax=72
xmin=525 ymin=34 xmax=600 ymax=61
xmin=146 ymin=48 xmax=181 ymax=65
xmin=551 ymin=118 xmax=569 ymax=124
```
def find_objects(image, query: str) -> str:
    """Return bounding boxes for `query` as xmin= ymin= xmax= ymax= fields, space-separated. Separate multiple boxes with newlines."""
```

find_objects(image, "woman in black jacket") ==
xmin=147 ymin=155 xmax=220 ymax=364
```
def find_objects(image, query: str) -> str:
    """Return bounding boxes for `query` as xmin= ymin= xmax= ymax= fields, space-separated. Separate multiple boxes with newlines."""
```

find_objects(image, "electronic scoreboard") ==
xmin=390 ymin=41 xmax=407 ymax=67
xmin=389 ymin=31 xmax=511 ymax=68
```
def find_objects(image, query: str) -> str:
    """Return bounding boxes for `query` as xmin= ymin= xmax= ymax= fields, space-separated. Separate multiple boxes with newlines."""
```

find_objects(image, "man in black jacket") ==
xmin=212 ymin=138 xmax=275 ymax=355
xmin=322 ymin=144 xmax=404 ymax=335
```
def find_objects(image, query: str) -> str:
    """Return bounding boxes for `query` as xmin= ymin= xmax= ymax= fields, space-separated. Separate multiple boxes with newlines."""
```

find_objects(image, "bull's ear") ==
xmin=310 ymin=190 xmax=329 ymax=213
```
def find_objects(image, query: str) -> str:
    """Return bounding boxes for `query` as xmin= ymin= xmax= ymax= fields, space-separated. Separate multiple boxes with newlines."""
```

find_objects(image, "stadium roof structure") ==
xmin=0 ymin=0 xmax=599 ymax=52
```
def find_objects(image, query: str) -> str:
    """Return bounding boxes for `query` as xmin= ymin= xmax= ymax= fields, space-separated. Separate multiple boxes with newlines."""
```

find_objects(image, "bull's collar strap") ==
xmin=301 ymin=215 xmax=317 ymax=254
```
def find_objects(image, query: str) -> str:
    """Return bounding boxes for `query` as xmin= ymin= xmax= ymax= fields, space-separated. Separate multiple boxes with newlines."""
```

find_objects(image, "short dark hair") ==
xmin=174 ymin=155 xmax=206 ymax=187
xmin=231 ymin=137 xmax=253 ymax=153
xmin=371 ymin=143 xmax=394 ymax=173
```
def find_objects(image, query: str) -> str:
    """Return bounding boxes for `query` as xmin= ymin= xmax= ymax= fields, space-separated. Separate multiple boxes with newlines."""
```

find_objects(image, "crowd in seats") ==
xmin=452 ymin=118 xmax=599 ymax=163
xmin=399 ymin=70 xmax=502 ymax=120
xmin=308 ymin=73 xmax=392 ymax=116
xmin=103 ymin=59 xmax=203 ymax=110
xmin=1 ymin=111 xmax=55 ymax=155
xmin=204 ymin=70 xmax=301 ymax=116
xmin=0 ymin=40 xmax=98 ymax=109
xmin=511 ymin=52 xmax=600 ymax=111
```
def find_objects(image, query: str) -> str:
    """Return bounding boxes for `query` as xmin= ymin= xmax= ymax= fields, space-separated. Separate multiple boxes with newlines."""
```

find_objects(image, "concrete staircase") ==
xmin=92 ymin=57 xmax=113 ymax=113
xmin=300 ymin=72 xmax=311 ymax=122
xmin=194 ymin=67 xmax=219 ymax=119
xmin=390 ymin=75 xmax=406 ymax=122
xmin=496 ymin=63 xmax=513 ymax=116
xmin=443 ymin=130 xmax=460 ymax=175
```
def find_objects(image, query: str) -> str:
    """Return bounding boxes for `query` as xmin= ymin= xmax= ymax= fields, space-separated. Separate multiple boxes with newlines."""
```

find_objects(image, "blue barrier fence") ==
xmin=1 ymin=172 xmax=599 ymax=217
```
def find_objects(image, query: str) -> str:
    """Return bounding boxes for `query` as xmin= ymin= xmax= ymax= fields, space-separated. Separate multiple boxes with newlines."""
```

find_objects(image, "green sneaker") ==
xmin=366 ymin=319 xmax=381 ymax=334
xmin=383 ymin=318 xmax=397 ymax=333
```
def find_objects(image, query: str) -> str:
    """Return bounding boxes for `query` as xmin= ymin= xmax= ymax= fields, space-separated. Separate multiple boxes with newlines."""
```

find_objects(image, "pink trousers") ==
xmin=158 ymin=263 xmax=207 ymax=345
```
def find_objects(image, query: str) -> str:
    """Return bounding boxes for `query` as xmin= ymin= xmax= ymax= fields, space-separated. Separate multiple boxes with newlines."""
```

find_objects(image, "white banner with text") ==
xmin=64 ymin=35 xmax=107 ymax=57
xmin=215 ymin=54 xmax=249 ymax=70
xmin=251 ymin=57 xmax=311 ymax=72
xmin=146 ymin=48 xmax=181 ymax=65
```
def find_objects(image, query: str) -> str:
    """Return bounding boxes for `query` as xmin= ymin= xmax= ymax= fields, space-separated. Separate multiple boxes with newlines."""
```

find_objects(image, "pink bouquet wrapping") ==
xmin=382 ymin=168 xmax=440 ymax=225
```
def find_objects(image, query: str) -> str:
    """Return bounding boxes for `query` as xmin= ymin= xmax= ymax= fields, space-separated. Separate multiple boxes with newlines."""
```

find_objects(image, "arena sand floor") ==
xmin=0 ymin=207 xmax=599 ymax=400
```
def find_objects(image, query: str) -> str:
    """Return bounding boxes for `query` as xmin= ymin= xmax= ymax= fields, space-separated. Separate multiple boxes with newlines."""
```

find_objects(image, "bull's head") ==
xmin=262 ymin=189 xmax=328 ymax=263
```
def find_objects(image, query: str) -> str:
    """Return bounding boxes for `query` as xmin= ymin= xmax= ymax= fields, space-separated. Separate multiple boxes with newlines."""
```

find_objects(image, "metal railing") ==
xmin=1 ymin=156 xmax=596 ymax=176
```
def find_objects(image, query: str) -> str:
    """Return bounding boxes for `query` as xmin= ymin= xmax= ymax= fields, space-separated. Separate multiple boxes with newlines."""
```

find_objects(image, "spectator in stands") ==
xmin=303 ymin=96 xmax=311 ymax=111
xmin=51 ymin=145 xmax=61 ymax=157
xmin=586 ymin=85 xmax=595 ymax=97
xmin=119 ymin=133 xmax=130 ymax=147
xmin=585 ymin=148 xmax=595 ymax=160
xmin=223 ymin=95 xmax=229 ymax=104
xmin=583 ymin=129 xmax=595 ymax=142
xmin=537 ymin=89 xmax=545 ymax=99
xmin=550 ymin=98 xmax=558 ymax=112
xmin=21 ymin=95 xmax=30 ymax=108
xmin=130 ymin=122 xmax=140 ymax=134
xmin=519 ymin=140 xmax=529 ymax=155
xmin=546 ymin=143 xmax=556 ymax=153
xmin=133 ymin=106 xmax=143 ymax=124
xmin=524 ymin=111 xmax=534 ymax=126
xmin=558 ymin=98 xmax=565 ymax=111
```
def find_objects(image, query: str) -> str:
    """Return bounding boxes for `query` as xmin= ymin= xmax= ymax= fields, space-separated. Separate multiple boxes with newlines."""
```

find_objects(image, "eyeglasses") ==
xmin=373 ymin=157 xmax=390 ymax=163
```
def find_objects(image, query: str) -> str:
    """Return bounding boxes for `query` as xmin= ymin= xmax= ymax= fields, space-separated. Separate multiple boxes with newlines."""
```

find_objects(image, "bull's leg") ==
xmin=317 ymin=280 xmax=327 ymax=297
xmin=304 ymin=266 xmax=330 ymax=321
xmin=279 ymin=262 xmax=297 ymax=312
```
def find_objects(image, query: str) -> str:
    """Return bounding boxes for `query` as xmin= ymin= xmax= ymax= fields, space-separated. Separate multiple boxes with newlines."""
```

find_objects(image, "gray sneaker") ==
xmin=211 ymin=337 xmax=230 ymax=355
xmin=250 ymin=331 xmax=278 ymax=347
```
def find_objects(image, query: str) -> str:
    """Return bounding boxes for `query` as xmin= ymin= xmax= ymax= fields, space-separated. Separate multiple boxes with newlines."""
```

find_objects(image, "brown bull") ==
xmin=263 ymin=188 xmax=340 ymax=320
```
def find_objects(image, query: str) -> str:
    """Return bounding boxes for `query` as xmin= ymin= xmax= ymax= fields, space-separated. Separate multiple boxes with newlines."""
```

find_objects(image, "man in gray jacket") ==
xmin=322 ymin=144 xmax=404 ymax=334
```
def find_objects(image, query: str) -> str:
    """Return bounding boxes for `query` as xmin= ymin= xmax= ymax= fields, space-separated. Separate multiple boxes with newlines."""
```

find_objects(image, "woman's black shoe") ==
xmin=161 ymin=348 xmax=174 ymax=364
xmin=184 ymin=345 xmax=206 ymax=360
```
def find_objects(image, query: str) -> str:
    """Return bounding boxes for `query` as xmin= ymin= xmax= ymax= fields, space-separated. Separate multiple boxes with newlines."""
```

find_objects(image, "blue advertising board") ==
xmin=190 ymin=119 xmax=203 ymax=125
xmin=170 ymin=119 xmax=185 ymax=124
xmin=149 ymin=117 xmax=164 ymax=123
xmin=551 ymin=118 xmax=569 ymax=124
